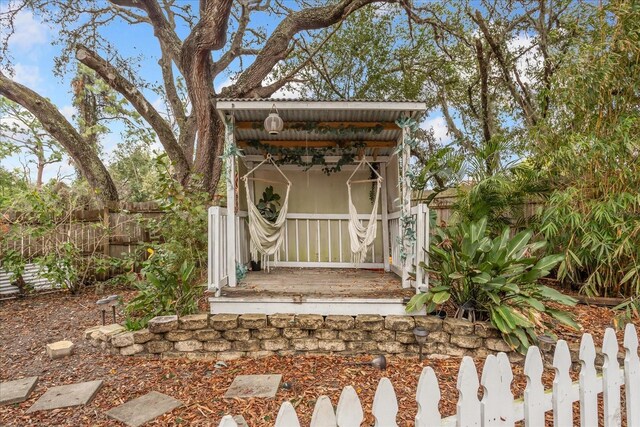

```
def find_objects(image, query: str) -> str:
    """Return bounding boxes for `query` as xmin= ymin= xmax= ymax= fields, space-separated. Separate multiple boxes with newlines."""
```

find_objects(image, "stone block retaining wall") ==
xmin=85 ymin=313 xmax=531 ymax=362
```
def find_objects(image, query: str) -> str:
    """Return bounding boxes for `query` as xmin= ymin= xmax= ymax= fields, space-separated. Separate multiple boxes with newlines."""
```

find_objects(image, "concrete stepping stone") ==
xmin=26 ymin=380 xmax=103 ymax=413
xmin=224 ymin=374 xmax=282 ymax=398
xmin=46 ymin=340 xmax=74 ymax=359
xmin=105 ymin=391 xmax=182 ymax=427
xmin=0 ymin=376 xmax=38 ymax=405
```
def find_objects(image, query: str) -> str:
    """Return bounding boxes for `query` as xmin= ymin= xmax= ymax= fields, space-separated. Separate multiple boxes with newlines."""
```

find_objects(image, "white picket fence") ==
xmin=218 ymin=324 xmax=640 ymax=427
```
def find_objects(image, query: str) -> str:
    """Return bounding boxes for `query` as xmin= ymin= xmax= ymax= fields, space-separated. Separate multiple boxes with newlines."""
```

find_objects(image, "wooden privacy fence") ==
xmin=1 ymin=202 xmax=163 ymax=261
xmin=217 ymin=324 xmax=639 ymax=427
xmin=424 ymin=194 xmax=544 ymax=228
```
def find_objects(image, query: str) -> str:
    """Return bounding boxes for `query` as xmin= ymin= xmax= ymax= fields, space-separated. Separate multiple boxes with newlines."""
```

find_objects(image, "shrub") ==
xmin=538 ymin=125 xmax=640 ymax=297
xmin=123 ymin=247 xmax=201 ymax=329
xmin=0 ymin=249 xmax=30 ymax=296
xmin=407 ymin=217 xmax=578 ymax=353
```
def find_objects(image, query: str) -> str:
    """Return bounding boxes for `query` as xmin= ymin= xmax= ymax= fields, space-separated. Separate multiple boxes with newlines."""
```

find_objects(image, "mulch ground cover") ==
xmin=0 ymin=286 xmax=633 ymax=426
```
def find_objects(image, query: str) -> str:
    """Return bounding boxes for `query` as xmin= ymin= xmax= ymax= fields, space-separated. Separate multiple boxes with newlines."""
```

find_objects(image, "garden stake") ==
xmin=96 ymin=297 xmax=110 ymax=325
xmin=107 ymin=295 xmax=119 ymax=323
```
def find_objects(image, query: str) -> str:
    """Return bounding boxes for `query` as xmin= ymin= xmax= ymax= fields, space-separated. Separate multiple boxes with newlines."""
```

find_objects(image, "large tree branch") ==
xmin=0 ymin=71 xmax=119 ymax=202
xmin=230 ymin=0 xmax=391 ymax=97
xmin=437 ymin=88 xmax=475 ymax=153
xmin=211 ymin=3 xmax=252 ymax=79
xmin=76 ymin=44 xmax=190 ymax=182
xmin=475 ymin=38 xmax=492 ymax=144
xmin=472 ymin=10 xmax=538 ymax=127
xmin=108 ymin=0 xmax=183 ymax=64
xmin=179 ymin=0 xmax=234 ymax=194
xmin=158 ymin=52 xmax=187 ymax=140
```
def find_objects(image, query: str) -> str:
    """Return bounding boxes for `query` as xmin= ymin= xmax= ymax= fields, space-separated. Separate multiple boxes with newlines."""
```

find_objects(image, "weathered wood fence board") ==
xmin=216 ymin=324 xmax=639 ymax=427
xmin=0 ymin=203 xmax=166 ymax=293
xmin=1 ymin=203 xmax=163 ymax=261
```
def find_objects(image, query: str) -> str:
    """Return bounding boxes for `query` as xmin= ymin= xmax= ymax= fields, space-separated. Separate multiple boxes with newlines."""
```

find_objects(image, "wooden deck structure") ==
xmin=208 ymin=99 xmax=429 ymax=315
xmin=210 ymin=268 xmax=415 ymax=315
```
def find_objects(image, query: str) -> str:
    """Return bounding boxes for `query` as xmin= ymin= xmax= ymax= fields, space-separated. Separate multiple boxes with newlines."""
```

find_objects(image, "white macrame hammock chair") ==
xmin=347 ymin=158 xmax=383 ymax=264
xmin=241 ymin=155 xmax=292 ymax=271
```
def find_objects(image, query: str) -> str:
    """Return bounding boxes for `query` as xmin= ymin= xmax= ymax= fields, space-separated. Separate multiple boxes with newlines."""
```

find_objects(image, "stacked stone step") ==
xmin=85 ymin=313 xmax=528 ymax=362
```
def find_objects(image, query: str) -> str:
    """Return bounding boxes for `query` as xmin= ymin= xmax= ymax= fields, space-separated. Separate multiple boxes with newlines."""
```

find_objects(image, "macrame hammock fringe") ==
xmin=242 ymin=155 xmax=291 ymax=272
xmin=347 ymin=158 xmax=383 ymax=264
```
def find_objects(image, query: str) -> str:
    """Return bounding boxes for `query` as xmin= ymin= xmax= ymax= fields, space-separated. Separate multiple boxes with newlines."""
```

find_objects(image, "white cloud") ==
xmin=272 ymin=81 xmax=305 ymax=99
xmin=508 ymin=33 xmax=540 ymax=85
xmin=11 ymin=63 xmax=42 ymax=88
xmin=421 ymin=115 xmax=451 ymax=144
xmin=151 ymin=97 xmax=170 ymax=120
xmin=4 ymin=11 xmax=49 ymax=50
xmin=509 ymin=33 xmax=533 ymax=50
xmin=59 ymin=105 xmax=75 ymax=122
xmin=215 ymin=76 xmax=236 ymax=94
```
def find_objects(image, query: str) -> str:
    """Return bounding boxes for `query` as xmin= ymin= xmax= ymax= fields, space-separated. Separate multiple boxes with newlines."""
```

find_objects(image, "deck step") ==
xmin=209 ymin=297 xmax=422 ymax=316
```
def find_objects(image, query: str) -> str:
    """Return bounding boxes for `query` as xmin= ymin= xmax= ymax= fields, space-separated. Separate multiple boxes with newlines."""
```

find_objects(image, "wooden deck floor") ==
xmin=219 ymin=268 xmax=412 ymax=300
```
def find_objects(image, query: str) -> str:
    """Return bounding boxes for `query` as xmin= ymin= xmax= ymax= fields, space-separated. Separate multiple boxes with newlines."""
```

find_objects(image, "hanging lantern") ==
xmin=264 ymin=104 xmax=284 ymax=135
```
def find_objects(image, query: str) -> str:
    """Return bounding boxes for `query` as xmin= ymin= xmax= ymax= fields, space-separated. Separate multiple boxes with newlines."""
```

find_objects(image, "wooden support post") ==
xmin=400 ymin=127 xmax=411 ymax=288
xmin=381 ymin=166 xmax=390 ymax=272
xmin=415 ymin=203 xmax=426 ymax=293
xmin=225 ymin=116 xmax=238 ymax=288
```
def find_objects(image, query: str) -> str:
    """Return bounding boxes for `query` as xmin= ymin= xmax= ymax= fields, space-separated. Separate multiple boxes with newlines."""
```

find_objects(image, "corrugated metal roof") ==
xmin=0 ymin=264 xmax=58 ymax=295
xmin=230 ymin=108 xmax=412 ymax=123
xmin=217 ymin=98 xmax=426 ymax=147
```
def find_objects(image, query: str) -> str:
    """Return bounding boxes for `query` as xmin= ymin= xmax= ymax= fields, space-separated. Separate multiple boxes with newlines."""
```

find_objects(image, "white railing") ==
xmin=389 ymin=204 xmax=430 ymax=289
xmin=268 ymin=213 xmax=384 ymax=268
xmin=217 ymin=324 xmax=640 ymax=427
xmin=208 ymin=207 xmax=249 ymax=293
xmin=210 ymin=204 xmax=429 ymax=290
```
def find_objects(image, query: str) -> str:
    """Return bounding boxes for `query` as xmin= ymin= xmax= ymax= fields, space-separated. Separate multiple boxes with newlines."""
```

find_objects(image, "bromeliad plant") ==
xmin=407 ymin=217 xmax=579 ymax=353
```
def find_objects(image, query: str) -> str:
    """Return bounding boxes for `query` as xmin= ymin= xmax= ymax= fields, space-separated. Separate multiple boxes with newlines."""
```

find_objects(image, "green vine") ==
xmin=395 ymin=117 xmax=420 ymax=264
xmin=369 ymin=162 xmax=380 ymax=203
xmin=245 ymin=121 xmax=386 ymax=137
xmin=246 ymin=140 xmax=366 ymax=176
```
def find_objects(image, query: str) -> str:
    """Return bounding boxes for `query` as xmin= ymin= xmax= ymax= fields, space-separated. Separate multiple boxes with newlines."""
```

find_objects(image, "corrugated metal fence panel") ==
xmin=0 ymin=263 xmax=58 ymax=295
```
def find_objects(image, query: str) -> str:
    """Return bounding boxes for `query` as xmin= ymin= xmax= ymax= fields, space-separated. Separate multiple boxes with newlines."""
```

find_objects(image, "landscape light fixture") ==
xmin=264 ymin=103 xmax=284 ymax=135
xmin=413 ymin=326 xmax=429 ymax=361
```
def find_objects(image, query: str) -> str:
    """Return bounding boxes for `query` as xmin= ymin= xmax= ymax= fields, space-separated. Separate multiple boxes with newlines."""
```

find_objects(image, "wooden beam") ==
xmin=237 ymin=140 xmax=397 ymax=148
xmin=241 ymin=155 xmax=390 ymax=163
xmin=235 ymin=121 xmax=400 ymax=131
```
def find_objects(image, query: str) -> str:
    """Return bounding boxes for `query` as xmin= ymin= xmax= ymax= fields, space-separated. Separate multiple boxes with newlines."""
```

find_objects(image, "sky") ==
xmin=0 ymin=3 xmax=453 ymax=184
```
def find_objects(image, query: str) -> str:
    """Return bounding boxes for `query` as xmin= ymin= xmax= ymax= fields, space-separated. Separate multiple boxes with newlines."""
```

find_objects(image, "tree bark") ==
xmin=230 ymin=0 xmax=384 ymax=97
xmin=179 ymin=0 xmax=233 ymax=194
xmin=473 ymin=10 xmax=538 ymax=127
xmin=35 ymin=158 xmax=44 ymax=189
xmin=475 ymin=38 xmax=492 ymax=145
xmin=0 ymin=71 xmax=119 ymax=202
